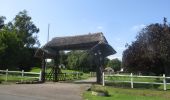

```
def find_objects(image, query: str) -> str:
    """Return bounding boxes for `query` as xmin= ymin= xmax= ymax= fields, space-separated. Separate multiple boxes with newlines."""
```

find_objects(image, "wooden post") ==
xmin=102 ymin=72 xmax=105 ymax=86
xmin=5 ymin=69 xmax=8 ymax=82
xmin=53 ymin=66 xmax=58 ymax=82
xmin=163 ymin=74 xmax=166 ymax=91
xmin=21 ymin=70 xmax=24 ymax=82
xmin=76 ymin=72 xmax=79 ymax=79
xmin=41 ymin=52 xmax=46 ymax=82
xmin=39 ymin=71 xmax=42 ymax=81
xmin=95 ymin=50 xmax=104 ymax=84
xmin=96 ymin=63 xmax=103 ymax=84
xmin=130 ymin=73 xmax=134 ymax=88
xmin=53 ymin=51 xmax=59 ymax=82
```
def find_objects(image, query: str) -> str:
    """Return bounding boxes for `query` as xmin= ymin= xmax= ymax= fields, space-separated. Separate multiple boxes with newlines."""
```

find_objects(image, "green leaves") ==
xmin=14 ymin=10 xmax=40 ymax=48
xmin=63 ymin=50 xmax=96 ymax=72
xmin=106 ymin=59 xmax=121 ymax=71
xmin=0 ymin=10 xmax=40 ymax=70
xmin=123 ymin=18 xmax=170 ymax=75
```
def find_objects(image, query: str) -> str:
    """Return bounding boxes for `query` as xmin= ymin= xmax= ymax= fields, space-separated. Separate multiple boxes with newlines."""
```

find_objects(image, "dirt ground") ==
xmin=0 ymin=78 xmax=95 ymax=100
xmin=0 ymin=83 xmax=85 ymax=100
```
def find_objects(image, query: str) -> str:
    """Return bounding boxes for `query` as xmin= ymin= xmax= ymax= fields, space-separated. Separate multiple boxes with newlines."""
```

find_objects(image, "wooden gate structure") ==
xmin=35 ymin=32 xmax=116 ymax=84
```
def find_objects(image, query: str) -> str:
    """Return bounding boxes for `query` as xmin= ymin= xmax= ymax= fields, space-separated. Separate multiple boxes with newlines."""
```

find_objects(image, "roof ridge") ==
xmin=52 ymin=32 xmax=103 ymax=40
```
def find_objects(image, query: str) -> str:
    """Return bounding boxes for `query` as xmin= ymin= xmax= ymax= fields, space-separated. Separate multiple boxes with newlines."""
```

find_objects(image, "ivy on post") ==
xmin=95 ymin=50 xmax=104 ymax=84
xmin=53 ymin=51 xmax=60 ymax=82
xmin=41 ymin=52 xmax=46 ymax=82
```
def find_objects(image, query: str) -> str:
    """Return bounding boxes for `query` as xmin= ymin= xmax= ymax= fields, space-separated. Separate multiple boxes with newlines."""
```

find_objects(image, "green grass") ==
xmin=0 ymin=75 xmax=38 ymax=83
xmin=106 ymin=76 xmax=161 ymax=82
xmin=83 ymin=85 xmax=170 ymax=100
xmin=31 ymin=67 xmax=41 ymax=72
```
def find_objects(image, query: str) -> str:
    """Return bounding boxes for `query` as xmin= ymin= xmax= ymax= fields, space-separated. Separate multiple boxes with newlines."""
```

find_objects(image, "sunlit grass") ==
xmin=83 ymin=85 xmax=170 ymax=100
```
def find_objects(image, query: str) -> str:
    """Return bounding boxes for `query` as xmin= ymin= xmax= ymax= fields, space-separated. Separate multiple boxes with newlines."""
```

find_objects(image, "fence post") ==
xmin=21 ymin=70 xmax=24 ymax=82
xmin=76 ymin=72 xmax=79 ymax=79
xmin=163 ymin=74 xmax=166 ymax=91
xmin=102 ymin=72 xmax=105 ymax=86
xmin=130 ymin=73 xmax=133 ymax=88
xmin=5 ymin=69 xmax=8 ymax=82
xmin=39 ymin=71 xmax=42 ymax=81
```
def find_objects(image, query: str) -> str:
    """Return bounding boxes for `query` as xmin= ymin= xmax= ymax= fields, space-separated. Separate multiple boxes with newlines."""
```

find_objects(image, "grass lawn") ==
xmin=83 ymin=85 xmax=170 ymax=100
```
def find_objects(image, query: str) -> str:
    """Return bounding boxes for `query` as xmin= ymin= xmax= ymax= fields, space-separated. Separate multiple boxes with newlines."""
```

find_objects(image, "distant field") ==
xmin=83 ymin=85 xmax=170 ymax=100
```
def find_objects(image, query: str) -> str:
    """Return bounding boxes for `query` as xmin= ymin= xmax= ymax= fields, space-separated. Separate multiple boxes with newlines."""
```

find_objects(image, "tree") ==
xmin=13 ymin=10 xmax=41 ymax=70
xmin=0 ymin=16 xmax=5 ymax=29
xmin=14 ymin=10 xmax=40 ymax=48
xmin=0 ymin=26 xmax=21 ymax=69
xmin=107 ymin=58 xmax=121 ymax=72
xmin=0 ymin=10 xmax=41 ymax=71
xmin=65 ymin=50 xmax=96 ymax=72
xmin=122 ymin=18 xmax=170 ymax=75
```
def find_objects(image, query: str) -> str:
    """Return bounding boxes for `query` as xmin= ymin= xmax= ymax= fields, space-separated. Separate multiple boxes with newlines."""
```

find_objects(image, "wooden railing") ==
xmin=103 ymin=72 xmax=170 ymax=91
xmin=0 ymin=69 xmax=41 ymax=82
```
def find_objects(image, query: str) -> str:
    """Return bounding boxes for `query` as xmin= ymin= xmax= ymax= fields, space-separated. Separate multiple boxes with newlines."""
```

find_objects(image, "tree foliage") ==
xmin=0 ymin=27 xmax=21 ymax=69
xmin=107 ymin=58 xmax=121 ymax=71
xmin=14 ymin=10 xmax=40 ymax=48
xmin=66 ymin=51 xmax=96 ymax=72
xmin=0 ymin=10 xmax=41 ymax=71
xmin=0 ymin=16 xmax=6 ymax=29
xmin=122 ymin=18 xmax=170 ymax=75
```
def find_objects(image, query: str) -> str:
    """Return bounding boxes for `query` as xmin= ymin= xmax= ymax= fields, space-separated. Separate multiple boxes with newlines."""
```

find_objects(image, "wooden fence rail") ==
xmin=103 ymin=72 xmax=170 ymax=91
xmin=0 ymin=69 xmax=41 ymax=82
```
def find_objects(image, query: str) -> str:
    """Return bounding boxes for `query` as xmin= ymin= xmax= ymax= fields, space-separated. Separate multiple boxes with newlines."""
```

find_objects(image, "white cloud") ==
xmin=131 ymin=24 xmax=146 ymax=32
xmin=97 ymin=26 xmax=103 ymax=30
xmin=107 ymin=54 xmax=122 ymax=61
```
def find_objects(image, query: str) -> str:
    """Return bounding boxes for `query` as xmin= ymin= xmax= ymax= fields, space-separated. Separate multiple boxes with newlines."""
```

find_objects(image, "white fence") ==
xmin=0 ymin=69 xmax=41 ymax=82
xmin=90 ymin=72 xmax=96 ymax=77
xmin=103 ymin=72 xmax=170 ymax=91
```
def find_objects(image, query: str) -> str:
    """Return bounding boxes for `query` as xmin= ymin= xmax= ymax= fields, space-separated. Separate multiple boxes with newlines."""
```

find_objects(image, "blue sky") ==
xmin=1 ymin=0 xmax=170 ymax=60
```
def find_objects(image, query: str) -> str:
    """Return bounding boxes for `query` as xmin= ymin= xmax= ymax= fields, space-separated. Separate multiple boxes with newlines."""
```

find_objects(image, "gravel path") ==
xmin=0 ymin=78 xmax=96 ymax=100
